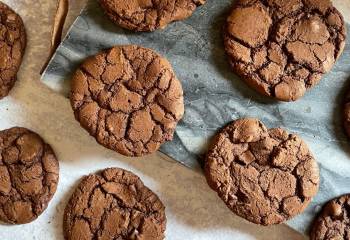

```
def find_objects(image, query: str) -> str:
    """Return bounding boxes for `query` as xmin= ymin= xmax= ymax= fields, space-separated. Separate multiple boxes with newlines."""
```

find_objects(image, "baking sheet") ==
xmin=41 ymin=0 xmax=350 ymax=235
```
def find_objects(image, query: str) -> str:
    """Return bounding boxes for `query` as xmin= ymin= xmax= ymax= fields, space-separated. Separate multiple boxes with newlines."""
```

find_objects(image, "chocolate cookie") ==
xmin=63 ymin=168 xmax=166 ymax=240
xmin=311 ymin=194 xmax=350 ymax=240
xmin=0 ymin=127 xmax=59 ymax=224
xmin=99 ymin=0 xmax=206 ymax=32
xmin=70 ymin=45 xmax=184 ymax=157
xmin=205 ymin=118 xmax=319 ymax=225
xmin=224 ymin=0 xmax=346 ymax=101
xmin=0 ymin=2 xmax=26 ymax=99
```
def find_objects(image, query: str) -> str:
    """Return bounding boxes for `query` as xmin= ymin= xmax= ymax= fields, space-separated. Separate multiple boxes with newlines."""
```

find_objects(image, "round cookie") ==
xmin=70 ymin=45 xmax=184 ymax=157
xmin=0 ymin=127 xmax=59 ymax=224
xmin=0 ymin=2 xmax=26 ymax=99
xmin=99 ymin=0 xmax=206 ymax=32
xmin=63 ymin=168 xmax=166 ymax=240
xmin=224 ymin=0 xmax=346 ymax=101
xmin=205 ymin=118 xmax=319 ymax=225
xmin=311 ymin=194 xmax=350 ymax=240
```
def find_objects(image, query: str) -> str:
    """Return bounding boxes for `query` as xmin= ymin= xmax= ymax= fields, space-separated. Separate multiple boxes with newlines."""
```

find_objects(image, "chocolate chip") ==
xmin=325 ymin=202 xmax=343 ymax=218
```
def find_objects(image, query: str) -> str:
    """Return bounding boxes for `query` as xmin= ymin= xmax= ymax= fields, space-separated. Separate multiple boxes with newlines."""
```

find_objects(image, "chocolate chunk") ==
xmin=63 ymin=168 xmax=166 ymax=240
xmin=311 ymin=194 xmax=350 ymax=240
xmin=224 ymin=0 xmax=346 ymax=101
xmin=0 ymin=2 xmax=26 ymax=99
xmin=99 ymin=0 xmax=206 ymax=32
xmin=204 ymin=118 xmax=320 ymax=225
xmin=0 ymin=127 xmax=59 ymax=224
xmin=70 ymin=45 xmax=184 ymax=157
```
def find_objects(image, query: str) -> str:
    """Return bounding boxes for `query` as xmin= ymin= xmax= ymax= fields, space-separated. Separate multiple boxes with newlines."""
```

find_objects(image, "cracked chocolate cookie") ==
xmin=70 ymin=45 xmax=184 ymax=157
xmin=0 ymin=2 xmax=26 ymax=99
xmin=99 ymin=0 xmax=206 ymax=32
xmin=63 ymin=168 xmax=166 ymax=240
xmin=311 ymin=194 xmax=350 ymax=240
xmin=224 ymin=0 xmax=346 ymax=101
xmin=205 ymin=118 xmax=320 ymax=225
xmin=0 ymin=127 xmax=59 ymax=224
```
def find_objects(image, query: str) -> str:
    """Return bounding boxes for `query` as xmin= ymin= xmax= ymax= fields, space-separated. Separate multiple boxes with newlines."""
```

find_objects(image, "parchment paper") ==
xmin=41 ymin=0 xmax=350 ymax=235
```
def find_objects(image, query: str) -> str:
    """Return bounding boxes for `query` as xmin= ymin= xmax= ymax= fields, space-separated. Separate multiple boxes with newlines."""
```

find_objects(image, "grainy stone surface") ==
xmin=343 ymin=90 xmax=350 ymax=139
